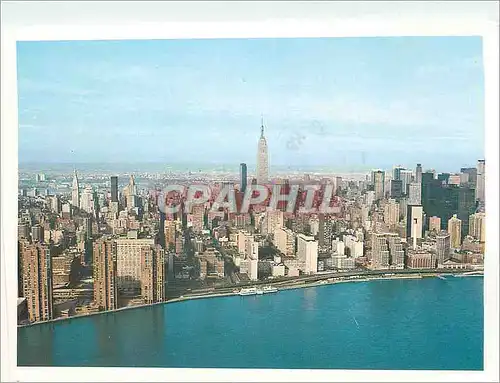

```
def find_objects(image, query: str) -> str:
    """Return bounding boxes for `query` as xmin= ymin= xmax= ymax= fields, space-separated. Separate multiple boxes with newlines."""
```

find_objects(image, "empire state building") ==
xmin=256 ymin=119 xmax=269 ymax=184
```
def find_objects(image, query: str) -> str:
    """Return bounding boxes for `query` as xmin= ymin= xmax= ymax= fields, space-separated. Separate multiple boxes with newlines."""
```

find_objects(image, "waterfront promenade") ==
xmin=18 ymin=268 xmax=483 ymax=328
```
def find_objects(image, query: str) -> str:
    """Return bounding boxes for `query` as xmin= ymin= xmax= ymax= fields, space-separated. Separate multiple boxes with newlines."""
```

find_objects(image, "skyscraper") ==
xmin=436 ymin=232 xmax=451 ymax=264
xmin=239 ymin=163 xmax=248 ymax=194
xmin=21 ymin=242 xmax=53 ymax=322
xmin=110 ymin=176 xmax=118 ymax=203
xmin=126 ymin=175 xmax=137 ymax=208
xmin=140 ymin=245 xmax=166 ymax=304
xmin=476 ymin=159 xmax=485 ymax=204
xmin=297 ymin=234 xmax=318 ymax=274
xmin=31 ymin=225 xmax=44 ymax=243
xmin=71 ymin=169 xmax=80 ymax=208
xmin=406 ymin=205 xmax=423 ymax=240
xmin=390 ymin=179 xmax=403 ymax=198
xmin=318 ymin=213 xmax=325 ymax=247
xmin=372 ymin=170 xmax=385 ymax=200
xmin=447 ymin=214 xmax=462 ymax=249
xmin=80 ymin=185 xmax=94 ymax=214
xmin=400 ymin=170 xmax=413 ymax=195
xmin=384 ymin=199 xmax=400 ymax=226
xmin=408 ymin=182 xmax=422 ymax=205
xmin=460 ymin=167 xmax=477 ymax=187
xmin=93 ymin=239 xmax=118 ymax=311
xmin=415 ymin=163 xmax=423 ymax=184
xmin=469 ymin=212 xmax=486 ymax=242
xmin=256 ymin=119 xmax=269 ymax=184
xmin=116 ymin=237 xmax=155 ymax=293
xmin=393 ymin=166 xmax=404 ymax=181
xmin=458 ymin=186 xmax=476 ymax=235
xmin=371 ymin=233 xmax=390 ymax=269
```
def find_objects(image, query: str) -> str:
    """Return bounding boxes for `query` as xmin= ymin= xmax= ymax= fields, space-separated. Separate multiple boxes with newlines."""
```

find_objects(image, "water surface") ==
xmin=18 ymin=277 xmax=483 ymax=370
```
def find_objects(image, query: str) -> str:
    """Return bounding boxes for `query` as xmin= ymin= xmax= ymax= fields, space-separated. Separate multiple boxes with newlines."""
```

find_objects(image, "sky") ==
xmin=17 ymin=37 xmax=485 ymax=172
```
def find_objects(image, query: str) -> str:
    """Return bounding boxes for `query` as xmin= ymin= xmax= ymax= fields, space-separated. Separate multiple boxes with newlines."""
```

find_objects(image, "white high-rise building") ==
xmin=80 ymin=186 xmax=94 ymax=214
xmin=237 ymin=231 xmax=258 ymax=260
xmin=407 ymin=205 xmax=423 ymax=240
xmin=476 ymin=159 xmax=485 ymax=204
xmin=408 ymin=183 xmax=422 ymax=205
xmin=266 ymin=209 xmax=283 ymax=236
xmin=384 ymin=199 xmax=400 ymax=226
xmin=249 ymin=259 xmax=258 ymax=280
xmin=297 ymin=234 xmax=318 ymax=274
xmin=274 ymin=227 xmax=296 ymax=257
xmin=365 ymin=190 xmax=375 ymax=207
xmin=71 ymin=169 xmax=80 ymax=208
xmin=400 ymin=170 xmax=413 ymax=195
xmin=256 ymin=120 xmax=269 ymax=184
xmin=116 ymin=237 xmax=155 ymax=292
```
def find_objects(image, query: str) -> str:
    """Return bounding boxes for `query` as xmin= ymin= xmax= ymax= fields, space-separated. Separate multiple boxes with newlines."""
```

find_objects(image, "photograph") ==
xmin=1 ymin=2 xmax=498 ymax=382
xmin=15 ymin=35 xmax=486 ymax=370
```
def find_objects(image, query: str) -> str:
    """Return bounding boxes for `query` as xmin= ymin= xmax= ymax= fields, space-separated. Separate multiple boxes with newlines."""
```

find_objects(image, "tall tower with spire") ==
xmin=71 ymin=169 xmax=80 ymax=208
xmin=256 ymin=117 xmax=269 ymax=184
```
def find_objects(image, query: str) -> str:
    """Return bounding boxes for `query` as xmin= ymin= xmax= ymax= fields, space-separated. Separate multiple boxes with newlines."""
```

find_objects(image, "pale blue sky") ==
xmin=17 ymin=37 xmax=484 ymax=171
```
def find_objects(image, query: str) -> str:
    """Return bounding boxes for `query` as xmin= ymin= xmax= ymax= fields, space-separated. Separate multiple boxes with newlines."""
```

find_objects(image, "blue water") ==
xmin=17 ymin=277 xmax=483 ymax=370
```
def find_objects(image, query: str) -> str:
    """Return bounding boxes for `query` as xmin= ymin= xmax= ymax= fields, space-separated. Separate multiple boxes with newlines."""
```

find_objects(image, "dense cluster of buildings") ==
xmin=17 ymin=122 xmax=486 ymax=324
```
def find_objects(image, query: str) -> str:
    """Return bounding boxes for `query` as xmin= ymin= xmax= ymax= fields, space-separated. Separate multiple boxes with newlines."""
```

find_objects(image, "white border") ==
xmin=1 ymin=1 xmax=499 ymax=382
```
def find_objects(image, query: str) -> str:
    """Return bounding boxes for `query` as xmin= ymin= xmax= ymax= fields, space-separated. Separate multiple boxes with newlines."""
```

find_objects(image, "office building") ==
xmin=51 ymin=195 xmax=61 ymax=214
xmin=393 ymin=166 xmax=404 ymax=181
xmin=189 ymin=204 xmax=205 ymax=233
xmin=476 ymin=159 xmax=485 ymax=204
xmin=371 ymin=233 xmax=390 ymax=269
xmin=71 ymin=169 xmax=80 ymax=208
xmin=460 ymin=167 xmax=477 ymax=187
xmin=116 ymin=237 xmax=155 ymax=293
xmin=390 ymin=179 xmax=403 ymax=199
xmin=31 ymin=225 xmax=44 ymax=243
xmin=415 ymin=163 xmax=423 ymax=184
xmin=400 ymin=170 xmax=413 ymax=195
xmin=448 ymin=214 xmax=462 ymax=249
xmin=384 ymin=199 xmax=400 ymax=226
xmin=386 ymin=233 xmax=405 ymax=269
xmin=80 ymin=185 xmax=94 ymax=215
xmin=407 ymin=250 xmax=435 ymax=269
xmin=265 ymin=209 xmax=284 ymax=237
xmin=140 ymin=245 xmax=165 ymax=304
xmin=21 ymin=242 xmax=53 ymax=322
xmin=436 ymin=231 xmax=451 ymax=264
xmin=18 ymin=223 xmax=30 ymax=240
xmin=469 ymin=212 xmax=486 ymax=242
xmin=406 ymin=205 xmax=423 ymax=240
xmin=164 ymin=220 xmax=177 ymax=250
xmin=408 ymin=183 xmax=422 ymax=205
xmin=274 ymin=227 xmax=296 ymax=257
xmin=110 ymin=176 xmax=118 ymax=203
xmin=93 ymin=239 xmax=118 ymax=311
xmin=240 ymin=163 xmax=248 ymax=194
xmin=297 ymin=234 xmax=318 ymax=274
xmin=256 ymin=119 xmax=269 ymax=184
xmin=372 ymin=170 xmax=385 ymax=200
xmin=458 ymin=186 xmax=476 ymax=234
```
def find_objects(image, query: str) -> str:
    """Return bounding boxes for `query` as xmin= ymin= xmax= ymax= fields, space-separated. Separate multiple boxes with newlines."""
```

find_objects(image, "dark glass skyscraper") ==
xmin=390 ymin=179 xmax=403 ymax=199
xmin=240 ymin=163 xmax=247 ymax=193
xmin=393 ymin=166 xmax=404 ymax=181
xmin=110 ymin=176 xmax=118 ymax=202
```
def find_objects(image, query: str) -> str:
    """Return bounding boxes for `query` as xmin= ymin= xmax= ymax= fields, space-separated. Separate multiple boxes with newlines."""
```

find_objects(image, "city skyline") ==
xmin=17 ymin=37 xmax=484 ymax=170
